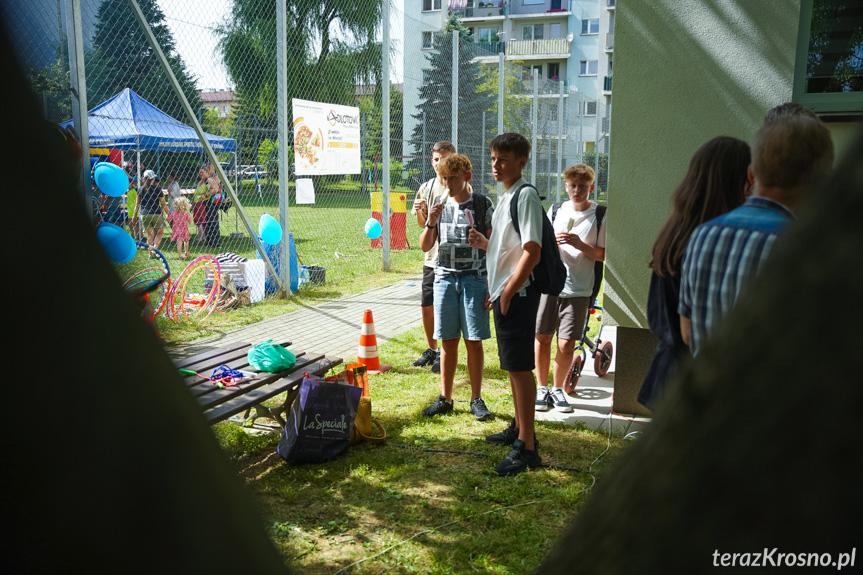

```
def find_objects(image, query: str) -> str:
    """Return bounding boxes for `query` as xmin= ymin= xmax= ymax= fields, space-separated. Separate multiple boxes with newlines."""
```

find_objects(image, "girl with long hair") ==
xmin=638 ymin=136 xmax=750 ymax=409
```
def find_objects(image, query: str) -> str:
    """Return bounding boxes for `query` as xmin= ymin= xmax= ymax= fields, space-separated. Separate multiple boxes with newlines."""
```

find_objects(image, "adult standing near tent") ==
xmin=192 ymin=166 xmax=209 ymax=243
xmin=204 ymin=163 xmax=222 ymax=248
xmin=133 ymin=170 xmax=168 ymax=250
xmin=165 ymin=170 xmax=182 ymax=213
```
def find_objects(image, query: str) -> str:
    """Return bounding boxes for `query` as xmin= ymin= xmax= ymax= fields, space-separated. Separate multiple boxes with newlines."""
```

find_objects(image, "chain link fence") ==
xmin=16 ymin=0 xmax=610 ymax=312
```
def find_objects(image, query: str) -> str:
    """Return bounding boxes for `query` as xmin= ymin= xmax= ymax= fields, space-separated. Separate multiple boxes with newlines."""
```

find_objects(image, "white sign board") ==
xmin=292 ymin=98 xmax=361 ymax=176
xmin=296 ymin=178 xmax=315 ymax=204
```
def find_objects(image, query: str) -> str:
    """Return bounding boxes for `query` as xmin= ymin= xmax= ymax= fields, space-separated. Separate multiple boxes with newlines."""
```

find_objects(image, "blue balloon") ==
xmin=259 ymin=213 xmax=283 ymax=245
xmin=365 ymin=218 xmax=382 ymax=240
xmin=93 ymin=162 xmax=129 ymax=198
xmin=97 ymin=222 xmax=136 ymax=263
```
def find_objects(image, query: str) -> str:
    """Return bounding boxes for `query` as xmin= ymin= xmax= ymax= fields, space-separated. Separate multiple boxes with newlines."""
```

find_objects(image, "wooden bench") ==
xmin=174 ymin=341 xmax=342 ymax=426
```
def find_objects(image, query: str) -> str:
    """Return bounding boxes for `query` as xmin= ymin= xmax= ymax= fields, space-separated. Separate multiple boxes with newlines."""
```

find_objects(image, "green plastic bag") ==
xmin=247 ymin=340 xmax=296 ymax=372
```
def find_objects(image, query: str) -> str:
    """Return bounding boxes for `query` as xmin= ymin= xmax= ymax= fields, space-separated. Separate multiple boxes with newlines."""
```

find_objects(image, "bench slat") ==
xmin=203 ymin=356 xmax=341 ymax=424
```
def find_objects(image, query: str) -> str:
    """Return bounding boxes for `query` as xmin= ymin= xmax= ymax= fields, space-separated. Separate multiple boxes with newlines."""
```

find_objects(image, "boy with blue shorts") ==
xmin=418 ymin=154 xmax=494 ymax=420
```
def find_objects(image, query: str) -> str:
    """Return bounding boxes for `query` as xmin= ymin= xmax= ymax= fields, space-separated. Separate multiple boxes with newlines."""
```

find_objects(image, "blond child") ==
xmin=168 ymin=196 xmax=192 ymax=260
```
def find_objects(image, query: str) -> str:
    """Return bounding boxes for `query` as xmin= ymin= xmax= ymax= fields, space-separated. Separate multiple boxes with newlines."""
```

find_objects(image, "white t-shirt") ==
xmin=550 ymin=201 xmax=606 ymax=298
xmin=486 ymin=178 xmax=545 ymax=301
xmin=167 ymin=181 xmax=183 ymax=212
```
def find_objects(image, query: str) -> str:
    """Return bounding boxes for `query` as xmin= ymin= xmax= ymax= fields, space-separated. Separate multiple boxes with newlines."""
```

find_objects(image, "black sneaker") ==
xmin=430 ymin=350 xmax=441 ymax=373
xmin=412 ymin=347 xmax=438 ymax=367
xmin=470 ymin=397 xmax=492 ymax=421
xmin=494 ymin=439 xmax=542 ymax=476
xmin=550 ymin=387 xmax=574 ymax=413
xmin=421 ymin=395 xmax=454 ymax=417
xmin=535 ymin=386 xmax=552 ymax=411
xmin=485 ymin=419 xmax=518 ymax=445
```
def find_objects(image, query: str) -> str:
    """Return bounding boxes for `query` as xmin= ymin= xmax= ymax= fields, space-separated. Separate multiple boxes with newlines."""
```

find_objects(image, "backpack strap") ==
xmin=471 ymin=191 xmax=489 ymax=236
xmin=509 ymin=184 xmax=536 ymax=236
xmin=551 ymin=201 xmax=564 ymax=227
xmin=595 ymin=204 xmax=607 ymax=243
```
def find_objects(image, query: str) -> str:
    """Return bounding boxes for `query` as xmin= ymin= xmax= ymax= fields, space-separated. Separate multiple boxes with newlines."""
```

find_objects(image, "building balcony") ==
xmin=605 ymin=32 xmax=614 ymax=52
xmin=508 ymin=38 xmax=571 ymax=58
xmin=508 ymin=0 xmax=572 ymax=19
xmin=471 ymin=41 xmax=506 ymax=56
xmin=607 ymin=0 xmax=616 ymax=9
xmin=603 ymin=75 xmax=613 ymax=93
xmin=450 ymin=0 xmax=503 ymax=20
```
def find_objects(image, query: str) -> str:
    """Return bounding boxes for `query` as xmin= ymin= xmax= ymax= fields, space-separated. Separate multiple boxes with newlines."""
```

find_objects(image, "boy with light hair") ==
xmin=419 ymin=154 xmax=494 ymax=420
xmin=535 ymin=164 xmax=606 ymax=413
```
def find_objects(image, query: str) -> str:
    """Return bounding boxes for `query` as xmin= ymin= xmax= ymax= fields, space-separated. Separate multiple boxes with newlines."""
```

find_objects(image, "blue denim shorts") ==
xmin=433 ymin=273 xmax=491 ymax=341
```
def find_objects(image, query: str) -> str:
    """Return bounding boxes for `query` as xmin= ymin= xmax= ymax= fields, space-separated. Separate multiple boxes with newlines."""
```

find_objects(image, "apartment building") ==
xmin=403 ymin=0 xmax=614 ymax=157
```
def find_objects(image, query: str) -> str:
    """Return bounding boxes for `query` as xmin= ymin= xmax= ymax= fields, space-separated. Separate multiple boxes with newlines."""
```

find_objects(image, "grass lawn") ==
xmin=213 ymin=321 xmax=627 ymax=574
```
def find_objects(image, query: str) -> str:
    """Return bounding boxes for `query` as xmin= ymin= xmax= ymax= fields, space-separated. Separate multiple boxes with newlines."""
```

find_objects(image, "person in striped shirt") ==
xmin=679 ymin=108 xmax=834 ymax=357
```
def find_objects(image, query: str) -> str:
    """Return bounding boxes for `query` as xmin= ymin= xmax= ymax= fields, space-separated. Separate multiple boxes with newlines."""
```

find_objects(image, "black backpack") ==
xmin=509 ymin=184 xmax=567 ymax=296
xmin=550 ymin=201 xmax=607 ymax=304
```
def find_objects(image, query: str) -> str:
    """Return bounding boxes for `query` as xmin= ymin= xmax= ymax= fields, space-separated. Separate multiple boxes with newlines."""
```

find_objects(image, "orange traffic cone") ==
xmin=357 ymin=309 xmax=391 ymax=374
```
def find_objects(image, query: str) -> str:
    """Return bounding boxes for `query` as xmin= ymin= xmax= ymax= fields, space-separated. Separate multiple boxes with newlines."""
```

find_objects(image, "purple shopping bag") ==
xmin=277 ymin=373 xmax=361 ymax=464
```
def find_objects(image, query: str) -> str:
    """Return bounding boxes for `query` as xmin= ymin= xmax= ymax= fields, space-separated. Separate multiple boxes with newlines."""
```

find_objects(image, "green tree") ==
xmin=89 ymin=0 xmax=201 ymax=119
xmin=27 ymin=49 xmax=71 ymax=123
xmin=410 ymin=14 xmax=495 ymax=164
xmin=216 ymin=0 xmax=383 ymax=131
xmin=358 ymin=84 xmax=405 ymax=161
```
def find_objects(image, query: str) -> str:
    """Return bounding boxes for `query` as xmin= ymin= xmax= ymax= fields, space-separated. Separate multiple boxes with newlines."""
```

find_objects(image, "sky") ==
xmin=158 ymin=0 xmax=405 ymax=93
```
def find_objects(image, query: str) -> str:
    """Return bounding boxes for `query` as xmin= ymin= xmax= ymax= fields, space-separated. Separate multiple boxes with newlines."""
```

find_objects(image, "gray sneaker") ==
xmin=550 ymin=387 xmax=573 ymax=413
xmin=535 ymin=386 xmax=552 ymax=411
xmin=470 ymin=397 xmax=492 ymax=421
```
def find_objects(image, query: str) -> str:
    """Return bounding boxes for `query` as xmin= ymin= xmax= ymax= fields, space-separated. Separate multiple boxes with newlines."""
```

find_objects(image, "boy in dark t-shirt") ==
xmin=419 ymin=154 xmax=494 ymax=421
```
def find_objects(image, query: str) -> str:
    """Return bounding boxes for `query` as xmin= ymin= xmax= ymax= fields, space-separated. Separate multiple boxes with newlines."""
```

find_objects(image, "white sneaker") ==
xmin=535 ymin=386 xmax=552 ymax=411
xmin=550 ymin=387 xmax=573 ymax=413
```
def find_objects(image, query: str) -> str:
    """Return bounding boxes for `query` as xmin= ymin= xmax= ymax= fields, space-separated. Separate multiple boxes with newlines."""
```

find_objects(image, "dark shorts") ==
xmin=535 ymin=295 xmax=590 ymax=341
xmin=421 ymin=265 xmax=435 ymax=307
xmin=493 ymin=283 xmax=540 ymax=373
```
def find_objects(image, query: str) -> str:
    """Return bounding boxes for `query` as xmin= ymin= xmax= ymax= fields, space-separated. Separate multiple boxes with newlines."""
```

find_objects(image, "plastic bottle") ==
xmin=299 ymin=265 xmax=310 ymax=287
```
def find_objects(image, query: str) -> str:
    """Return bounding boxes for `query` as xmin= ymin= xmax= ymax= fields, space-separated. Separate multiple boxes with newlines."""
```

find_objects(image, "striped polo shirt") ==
xmin=679 ymin=197 xmax=794 ymax=356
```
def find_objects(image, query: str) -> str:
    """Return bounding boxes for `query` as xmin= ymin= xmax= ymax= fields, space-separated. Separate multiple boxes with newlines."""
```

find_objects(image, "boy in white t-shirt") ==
xmin=469 ymin=133 xmax=545 ymax=476
xmin=534 ymin=164 xmax=606 ymax=413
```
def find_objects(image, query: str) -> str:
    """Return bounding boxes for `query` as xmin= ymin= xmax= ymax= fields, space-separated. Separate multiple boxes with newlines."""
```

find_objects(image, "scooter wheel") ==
xmin=566 ymin=355 xmax=583 ymax=394
xmin=594 ymin=340 xmax=613 ymax=376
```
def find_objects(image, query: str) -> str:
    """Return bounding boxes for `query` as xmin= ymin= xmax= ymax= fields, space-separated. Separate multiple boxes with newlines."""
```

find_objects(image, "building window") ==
xmin=548 ymin=62 xmax=560 ymax=79
xmin=582 ymin=19 xmax=600 ymax=35
xmin=523 ymin=0 xmax=544 ymax=5
xmin=523 ymin=24 xmax=544 ymax=41
xmin=580 ymin=60 xmax=598 ymax=76
xmin=423 ymin=0 xmax=442 ymax=11
xmin=550 ymin=23 xmax=562 ymax=38
xmin=422 ymin=31 xmax=433 ymax=50
xmin=793 ymin=0 xmax=863 ymax=113
xmin=477 ymin=28 xmax=500 ymax=42
xmin=585 ymin=141 xmax=595 ymax=153
xmin=522 ymin=65 xmax=542 ymax=80
xmin=582 ymin=100 xmax=597 ymax=116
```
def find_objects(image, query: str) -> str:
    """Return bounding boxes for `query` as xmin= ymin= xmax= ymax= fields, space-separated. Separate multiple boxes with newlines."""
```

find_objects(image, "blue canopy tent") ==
xmin=60 ymin=88 xmax=237 ymax=183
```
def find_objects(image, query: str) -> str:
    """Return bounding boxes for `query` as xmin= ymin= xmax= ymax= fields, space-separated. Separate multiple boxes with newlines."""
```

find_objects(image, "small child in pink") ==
xmin=168 ymin=196 xmax=192 ymax=259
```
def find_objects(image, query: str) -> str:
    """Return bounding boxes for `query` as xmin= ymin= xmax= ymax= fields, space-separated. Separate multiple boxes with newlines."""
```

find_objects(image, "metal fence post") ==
xmin=451 ymin=31 xmax=459 ymax=150
xmin=531 ymin=75 xmax=538 ymax=187
xmin=557 ymin=80 xmax=563 ymax=203
xmin=277 ymin=0 xmax=292 ymax=292
xmin=382 ymin=0 xmax=391 ymax=271
xmin=498 ymin=51 xmax=504 ymax=196
xmin=63 ymin=0 xmax=91 ymax=218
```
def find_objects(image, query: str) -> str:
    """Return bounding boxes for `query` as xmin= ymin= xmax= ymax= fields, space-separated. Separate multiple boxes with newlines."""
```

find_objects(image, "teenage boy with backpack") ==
xmin=411 ymin=141 xmax=473 ymax=373
xmin=535 ymin=164 xmax=607 ymax=413
xmin=418 ymin=154 xmax=495 ymax=420
xmin=469 ymin=133 xmax=546 ymax=476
